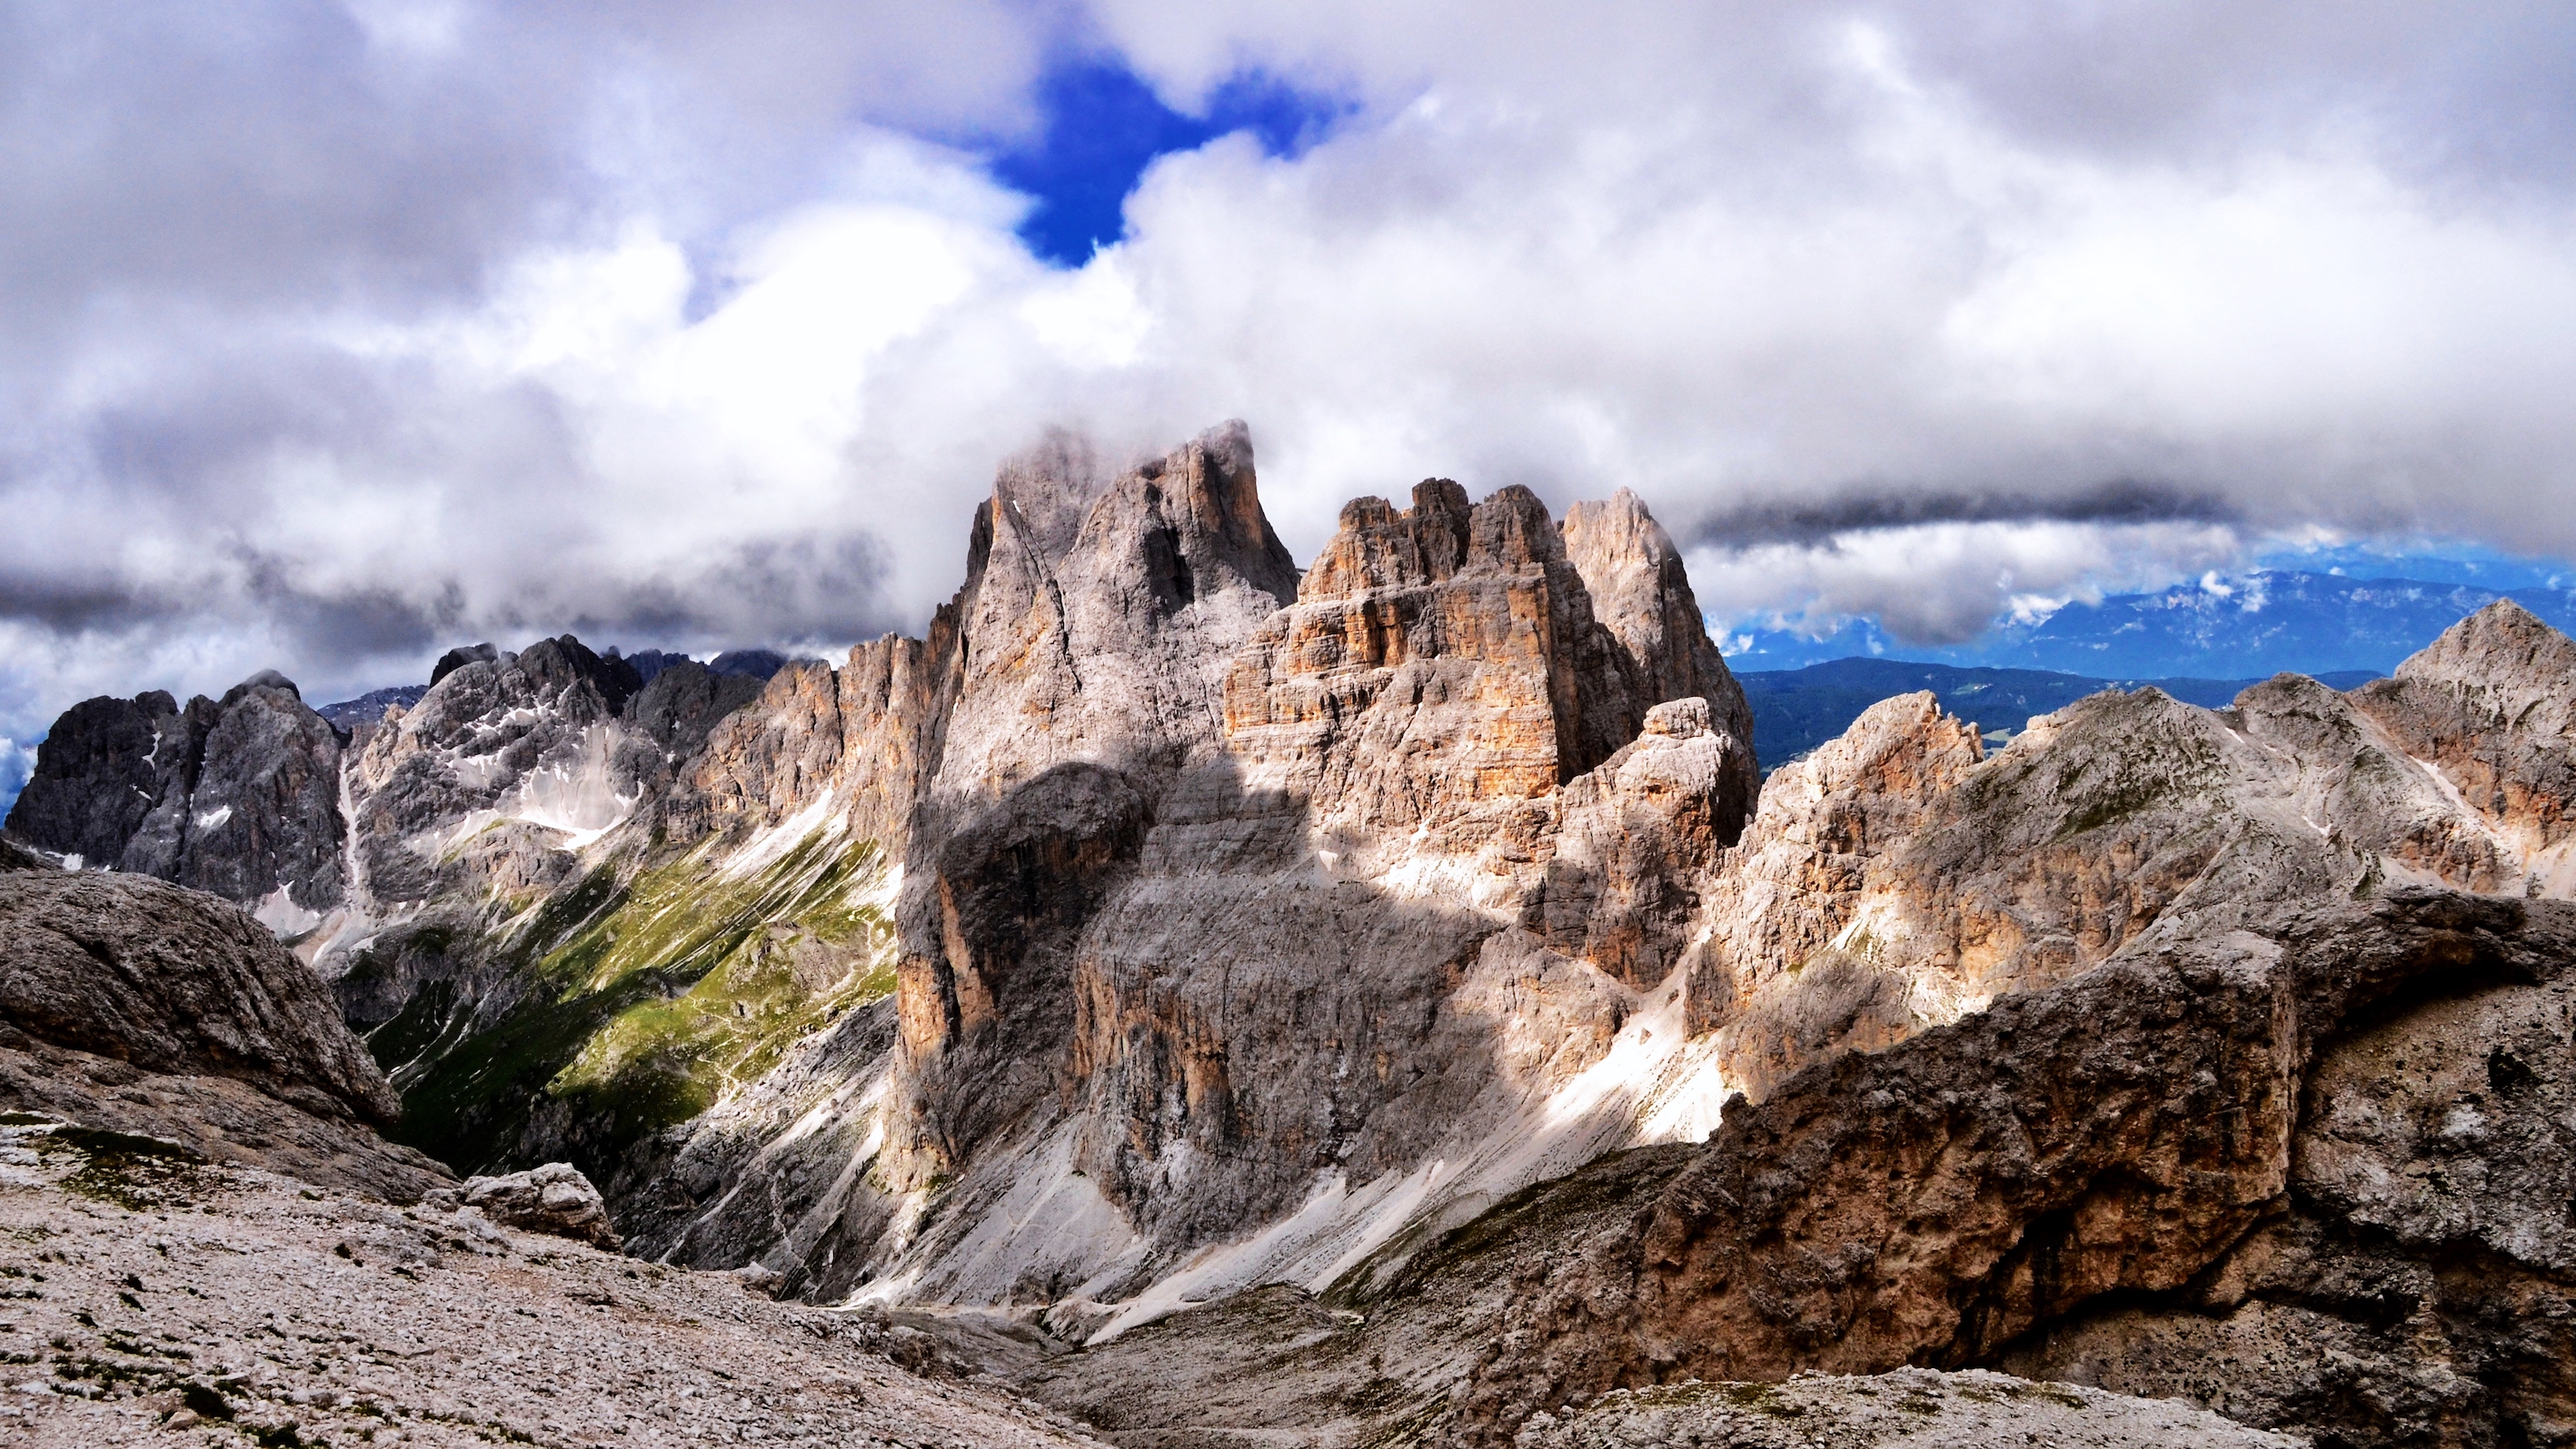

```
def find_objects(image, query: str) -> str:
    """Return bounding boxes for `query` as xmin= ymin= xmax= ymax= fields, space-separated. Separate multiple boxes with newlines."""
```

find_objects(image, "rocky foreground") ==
xmin=0 ymin=1117 xmax=1101 ymax=1448
xmin=1509 ymin=1369 xmax=2301 ymax=1448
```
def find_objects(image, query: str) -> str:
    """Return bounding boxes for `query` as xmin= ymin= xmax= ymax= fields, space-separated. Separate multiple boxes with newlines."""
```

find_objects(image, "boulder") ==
xmin=0 ymin=867 xmax=445 ymax=1200
xmin=449 ymin=1162 xmax=622 ymax=1249
xmin=0 ymin=868 xmax=393 ymax=1122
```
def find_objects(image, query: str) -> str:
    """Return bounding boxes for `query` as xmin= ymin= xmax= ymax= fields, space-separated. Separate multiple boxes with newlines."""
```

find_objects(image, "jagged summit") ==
xmin=15 ymin=423 xmax=2576 ymax=1446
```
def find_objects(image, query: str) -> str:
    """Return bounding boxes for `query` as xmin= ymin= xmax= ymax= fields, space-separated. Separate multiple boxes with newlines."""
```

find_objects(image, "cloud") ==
xmin=1685 ymin=518 xmax=2247 ymax=647
xmin=4 ymin=1 xmax=2576 ymax=739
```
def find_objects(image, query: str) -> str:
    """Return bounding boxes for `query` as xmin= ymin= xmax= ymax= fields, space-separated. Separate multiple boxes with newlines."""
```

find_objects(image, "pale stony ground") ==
xmin=0 ymin=1118 xmax=1104 ymax=1448
xmin=1511 ymin=1367 xmax=2309 ymax=1448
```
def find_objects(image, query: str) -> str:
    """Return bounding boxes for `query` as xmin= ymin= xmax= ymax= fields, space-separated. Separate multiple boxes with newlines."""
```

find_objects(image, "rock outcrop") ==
xmin=1427 ymin=889 xmax=2576 ymax=1447
xmin=0 ymin=868 xmax=393 ymax=1121
xmin=1671 ymin=601 xmax=2576 ymax=1108
xmin=0 ymin=867 xmax=443 ymax=1199
xmin=577 ymin=426 xmax=1764 ymax=1320
xmin=343 ymin=632 xmax=645 ymax=912
xmin=2 ymin=690 xmax=179 ymax=867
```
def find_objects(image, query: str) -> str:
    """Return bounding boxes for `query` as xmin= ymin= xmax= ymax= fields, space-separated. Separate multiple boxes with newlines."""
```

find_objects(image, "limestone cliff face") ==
xmin=2346 ymin=598 xmax=2576 ymax=888
xmin=592 ymin=588 xmax=2576 ymax=1365
xmin=1414 ymin=889 xmax=2576 ymax=1449
xmin=1678 ymin=602 xmax=2576 ymax=1106
xmin=341 ymin=634 xmax=644 ymax=913
xmin=18 ymin=427 xmax=2576 ymax=1449
xmin=592 ymin=427 xmax=1763 ymax=1320
xmin=1560 ymin=487 xmax=1756 ymax=768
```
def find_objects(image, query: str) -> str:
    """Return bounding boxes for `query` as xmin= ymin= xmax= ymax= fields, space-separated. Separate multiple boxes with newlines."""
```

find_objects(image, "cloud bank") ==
xmin=4 ymin=1 xmax=2574 ymax=739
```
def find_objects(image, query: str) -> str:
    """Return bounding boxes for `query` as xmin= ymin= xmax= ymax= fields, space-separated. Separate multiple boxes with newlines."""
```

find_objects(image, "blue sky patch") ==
xmin=988 ymin=58 xmax=1348 ymax=267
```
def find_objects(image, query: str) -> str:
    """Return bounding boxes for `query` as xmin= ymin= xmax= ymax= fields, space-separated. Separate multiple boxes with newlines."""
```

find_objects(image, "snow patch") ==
xmin=721 ymin=790 xmax=843 ymax=879
xmin=254 ymin=887 xmax=324 ymax=938
xmin=504 ymin=725 xmax=637 ymax=842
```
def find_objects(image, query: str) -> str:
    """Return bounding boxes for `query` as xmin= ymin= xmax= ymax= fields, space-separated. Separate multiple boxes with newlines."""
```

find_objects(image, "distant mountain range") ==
xmin=1738 ymin=657 xmax=2382 ymax=769
xmin=311 ymin=648 xmax=795 ymax=731
xmin=1721 ymin=570 xmax=2576 ymax=677
xmin=313 ymin=685 xmax=430 ymax=730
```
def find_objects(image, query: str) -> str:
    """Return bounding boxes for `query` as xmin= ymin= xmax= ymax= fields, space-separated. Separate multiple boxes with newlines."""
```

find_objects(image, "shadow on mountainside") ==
xmin=623 ymin=740 xmax=1606 ymax=1313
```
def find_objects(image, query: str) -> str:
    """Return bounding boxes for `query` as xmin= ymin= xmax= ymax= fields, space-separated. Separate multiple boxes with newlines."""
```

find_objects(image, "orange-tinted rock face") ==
xmin=721 ymin=444 xmax=1766 ymax=1283
xmin=1664 ymin=602 xmax=2576 ymax=1117
xmin=1437 ymin=892 xmax=2576 ymax=1449
xmin=2348 ymin=600 xmax=2576 ymax=884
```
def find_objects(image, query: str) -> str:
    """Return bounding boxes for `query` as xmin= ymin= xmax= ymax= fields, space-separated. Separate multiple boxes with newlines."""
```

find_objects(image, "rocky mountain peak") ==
xmin=934 ymin=422 xmax=1301 ymax=795
xmin=220 ymin=668 xmax=301 ymax=706
xmin=4 ymin=676 xmax=343 ymax=925
xmin=1302 ymin=479 xmax=1566 ymax=600
xmin=2381 ymin=597 xmax=2576 ymax=736
xmin=1561 ymin=486 xmax=1746 ymax=727
xmin=1 ymin=691 xmax=177 ymax=865
xmin=430 ymin=640 xmax=501 ymax=685
xmin=26 ymin=422 xmax=2576 ymax=1448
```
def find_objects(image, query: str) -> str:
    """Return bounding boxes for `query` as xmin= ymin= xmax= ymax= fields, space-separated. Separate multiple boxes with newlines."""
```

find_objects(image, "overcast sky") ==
xmin=5 ymin=2 xmax=2575 ymax=776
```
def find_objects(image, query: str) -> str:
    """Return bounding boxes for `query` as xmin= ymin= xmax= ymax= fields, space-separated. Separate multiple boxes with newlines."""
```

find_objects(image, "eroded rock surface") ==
xmin=1681 ymin=601 xmax=2576 ymax=1108
xmin=0 ymin=1123 xmax=1102 ymax=1449
xmin=0 ymin=868 xmax=443 ymax=1199
xmin=1427 ymin=890 xmax=2576 ymax=1447
xmin=19 ymin=428 xmax=2576 ymax=1449
xmin=1510 ymin=1368 xmax=2303 ymax=1449
xmin=0 ymin=869 xmax=393 ymax=1122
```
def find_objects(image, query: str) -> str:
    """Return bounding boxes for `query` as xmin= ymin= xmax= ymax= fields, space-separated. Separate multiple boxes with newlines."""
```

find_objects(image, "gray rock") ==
xmin=343 ymin=633 xmax=648 ymax=909
xmin=3 ymin=675 xmax=346 ymax=918
xmin=1433 ymin=890 xmax=2576 ymax=1447
xmin=314 ymin=683 xmax=428 ymax=730
xmin=1512 ymin=1368 xmax=2303 ymax=1448
xmin=171 ymin=671 xmax=346 ymax=914
xmin=0 ymin=868 xmax=393 ymax=1123
xmin=0 ymin=1146 xmax=1093 ymax=1448
xmin=0 ymin=867 xmax=443 ymax=1200
xmin=0 ymin=690 xmax=177 ymax=865
xmin=430 ymin=640 xmax=500 ymax=685
xmin=623 ymin=658 xmax=767 ymax=761
xmin=450 ymin=1162 xmax=622 ymax=1249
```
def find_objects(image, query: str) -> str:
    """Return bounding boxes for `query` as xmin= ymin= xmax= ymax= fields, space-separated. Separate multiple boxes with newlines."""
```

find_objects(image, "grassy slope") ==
xmin=370 ymin=828 xmax=899 ymax=1177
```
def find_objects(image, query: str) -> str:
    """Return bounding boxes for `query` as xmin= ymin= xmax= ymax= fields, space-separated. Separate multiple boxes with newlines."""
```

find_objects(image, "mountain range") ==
xmin=5 ymin=421 xmax=2575 ymax=1446
xmin=1738 ymin=657 xmax=2384 ymax=767
xmin=1725 ymin=567 xmax=2576 ymax=676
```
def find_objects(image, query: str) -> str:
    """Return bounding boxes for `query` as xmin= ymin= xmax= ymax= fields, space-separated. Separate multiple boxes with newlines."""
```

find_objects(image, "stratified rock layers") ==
xmin=17 ymin=421 xmax=2576 ymax=1449
xmin=635 ymin=427 xmax=1761 ymax=1311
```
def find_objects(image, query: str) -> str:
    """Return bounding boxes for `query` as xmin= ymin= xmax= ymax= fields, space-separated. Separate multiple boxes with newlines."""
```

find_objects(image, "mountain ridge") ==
xmin=1725 ymin=566 xmax=2576 ymax=676
xmin=1739 ymin=655 xmax=2385 ymax=767
xmin=8 ymin=425 xmax=2576 ymax=1446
